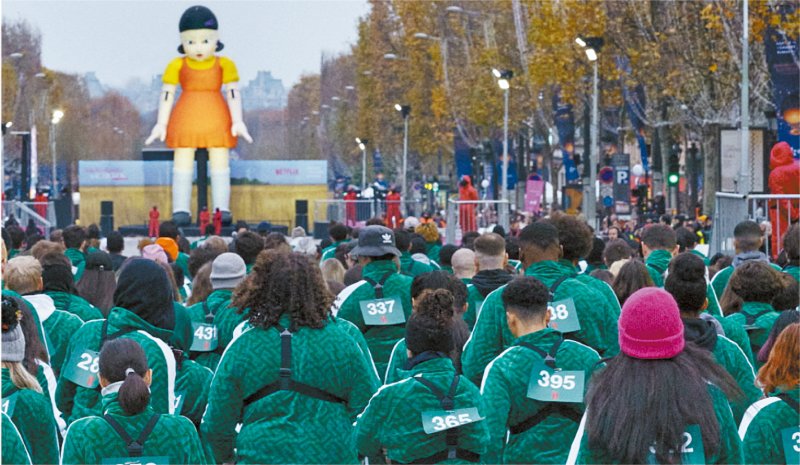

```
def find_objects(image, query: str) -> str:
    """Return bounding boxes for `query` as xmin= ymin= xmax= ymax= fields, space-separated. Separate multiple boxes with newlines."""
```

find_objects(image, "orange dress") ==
xmin=166 ymin=58 xmax=237 ymax=149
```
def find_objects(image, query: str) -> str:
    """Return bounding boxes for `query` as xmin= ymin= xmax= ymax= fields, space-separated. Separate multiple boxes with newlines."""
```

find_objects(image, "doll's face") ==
xmin=180 ymin=29 xmax=219 ymax=61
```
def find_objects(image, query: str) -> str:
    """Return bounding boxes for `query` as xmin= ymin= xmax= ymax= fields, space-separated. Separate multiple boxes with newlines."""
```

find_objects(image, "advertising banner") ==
xmin=553 ymin=90 xmax=580 ymax=182
xmin=562 ymin=184 xmax=583 ymax=215
xmin=764 ymin=3 xmax=800 ymax=158
xmin=525 ymin=175 xmax=545 ymax=215
xmin=80 ymin=160 xmax=328 ymax=187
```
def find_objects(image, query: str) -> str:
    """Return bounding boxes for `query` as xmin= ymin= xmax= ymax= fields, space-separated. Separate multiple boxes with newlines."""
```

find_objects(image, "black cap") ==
xmin=350 ymin=225 xmax=401 ymax=258
xmin=179 ymin=5 xmax=219 ymax=32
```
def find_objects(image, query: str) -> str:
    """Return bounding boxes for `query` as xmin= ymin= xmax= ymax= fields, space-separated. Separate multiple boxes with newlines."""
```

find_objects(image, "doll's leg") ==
xmin=209 ymin=148 xmax=232 ymax=224
xmin=173 ymin=148 xmax=195 ymax=225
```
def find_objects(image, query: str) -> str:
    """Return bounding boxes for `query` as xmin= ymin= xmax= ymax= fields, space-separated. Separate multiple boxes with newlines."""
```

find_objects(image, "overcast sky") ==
xmin=3 ymin=0 xmax=369 ymax=88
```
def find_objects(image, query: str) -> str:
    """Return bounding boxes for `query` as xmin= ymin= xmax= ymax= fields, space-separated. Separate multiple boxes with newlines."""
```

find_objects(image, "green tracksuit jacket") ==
xmin=561 ymin=259 xmax=622 ymax=315
xmin=711 ymin=336 xmax=761 ymax=424
xmin=2 ymin=412 xmax=31 ymax=465
xmin=465 ymin=284 xmax=484 ymax=331
xmin=186 ymin=289 xmax=242 ymax=371
xmin=23 ymin=293 xmax=83 ymax=377
xmin=567 ymin=384 xmax=744 ymax=464
xmin=45 ymin=290 xmax=104 ymax=321
xmin=355 ymin=356 xmax=490 ymax=463
xmin=462 ymin=260 xmax=619 ymax=386
xmin=320 ymin=240 xmax=348 ymax=263
xmin=56 ymin=306 xmax=176 ymax=424
xmin=711 ymin=262 xmax=783 ymax=301
xmin=174 ymin=356 xmax=213 ymax=427
xmin=2 ymin=369 xmax=60 ymax=465
xmin=400 ymin=251 xmax=435 ymax=277
xmin=333 ymin=260 xmax=414 ymax=379
xmin=690 ymin=249 xmax=711 ymax=266
xmin=200 ymin=315 xmax=380 ymax=464
xmin=176 ymin=251 xmax=191 ymax=281
xmin=480 ymin=329 xmax=601 ymax=464
xmin=426 ymin=242 xmax=442 ymax=263
xmin=783 ymin=264 xmax=800 ymax=283
xmin=64 ymin=247 xmax=86 ymax=282
xmin=646 ymin=251 xmax=723 ymax=319
xmin=725 ymin=301 xmax=779 ymax=360
xmin=738 ymin=387 xmax=799 ymax=465
xmin=60 ymin=391 xmax=206 ymax=465
xmin=385 ymin=338 xmax=410 ymax=384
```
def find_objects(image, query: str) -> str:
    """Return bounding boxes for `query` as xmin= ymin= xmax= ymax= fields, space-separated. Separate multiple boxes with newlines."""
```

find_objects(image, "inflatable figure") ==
xmin=768 ymin=141 xmax=800 ymax=256
xmin=145 ymin=5 xmax=252 ymax=226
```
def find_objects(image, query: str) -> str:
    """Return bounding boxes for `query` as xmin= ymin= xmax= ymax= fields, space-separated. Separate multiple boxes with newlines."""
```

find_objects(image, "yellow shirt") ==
xmin=162 ymin=56 xmax=239 ymax=85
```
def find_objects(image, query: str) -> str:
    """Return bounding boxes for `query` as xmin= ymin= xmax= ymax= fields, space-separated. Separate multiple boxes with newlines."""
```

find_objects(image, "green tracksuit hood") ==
xmin=64 ymin=248 xmax=86 ymax=281
xmin=2 ymin=369 xmax=60 ymax=465
xmin=44 ymin=291 xmax=103 ymax=321
xmin=645 ymin=249 xmax=672 ymax=287
xmin=400 ymin=251 xmax=434 ymax=277
xmin=107 ymin=306 xmax=173 ymax=344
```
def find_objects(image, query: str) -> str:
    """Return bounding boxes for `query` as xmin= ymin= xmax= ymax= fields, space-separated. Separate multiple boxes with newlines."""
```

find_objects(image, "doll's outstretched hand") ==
xmin=145 ymin=123 xmax=167 ymax=145
xmin=232 ymin=121 xmax=253 ymax=143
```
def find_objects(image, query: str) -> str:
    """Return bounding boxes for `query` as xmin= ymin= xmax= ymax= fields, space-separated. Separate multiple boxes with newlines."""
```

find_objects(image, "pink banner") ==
xmin=525 ymin=175 xmax=545 ymax=214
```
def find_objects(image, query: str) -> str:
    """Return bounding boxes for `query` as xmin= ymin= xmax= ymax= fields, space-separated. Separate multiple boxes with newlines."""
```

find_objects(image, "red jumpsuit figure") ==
xmin=385 ymin=188 xmax=402 ymax=229
xmin=199 ymin=206 xmax=210 ymax=233
xmin=344 ymin=187 xmax=358 ymax=227
xmin=148 ymin=206 xmax=160 ymax=237
xmin=768 ymin=142 xmax=800 ymax=257
xmin=213 ymin=207 xmax=223 ymax=235
xmin=34 ymin=192 xmax=48 ymax=218
xmin=458 ymin=175 xmax=479 ymax=234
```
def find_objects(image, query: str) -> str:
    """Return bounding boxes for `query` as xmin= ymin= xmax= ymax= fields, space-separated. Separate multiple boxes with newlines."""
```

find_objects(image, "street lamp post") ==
xmin=576 ymin=36 xmax=603 ymax=229
xmin=493 ymin=68 xmax=513 ymax=230
xmin=356 ymin=137 xmax=368 ymax=190
xmin=395 ymin=104 xmax=411 ymax=207
xmin=51 ymin=109 xmax=64 ymax=198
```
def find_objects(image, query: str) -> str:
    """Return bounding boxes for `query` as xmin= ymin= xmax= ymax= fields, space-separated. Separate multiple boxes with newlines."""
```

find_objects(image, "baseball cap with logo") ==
xmin=350 ymin=225 xmax=401 ymax=258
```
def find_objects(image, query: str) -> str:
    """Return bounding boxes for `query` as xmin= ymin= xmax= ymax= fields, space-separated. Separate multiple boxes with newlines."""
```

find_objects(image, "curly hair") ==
xmin=405 ymin=289 xmax=455 ymax=355
xmin=546 ymin=212 xmax=593 ymax=262
xmin=415 ymin=222 xmax=440 ymax=243
xmin=729 ymin=261 xmax=784 ymax=303
xmin=232 ymin=250 xmax=332 ymax=330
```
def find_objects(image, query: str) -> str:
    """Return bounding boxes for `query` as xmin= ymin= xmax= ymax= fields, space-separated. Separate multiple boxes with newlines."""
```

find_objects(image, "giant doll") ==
xmin=145 ymin=5 xmax=252 ymax=226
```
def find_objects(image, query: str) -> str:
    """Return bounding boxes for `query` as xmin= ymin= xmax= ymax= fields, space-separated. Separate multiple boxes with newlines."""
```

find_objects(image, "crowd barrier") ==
xmin=2 ymin=201 xmax=55 ymax=238
xmin=709 ymin=192 xmax=800 ymax=257
xmin=445 ymin=199 xmax=509 ymax=245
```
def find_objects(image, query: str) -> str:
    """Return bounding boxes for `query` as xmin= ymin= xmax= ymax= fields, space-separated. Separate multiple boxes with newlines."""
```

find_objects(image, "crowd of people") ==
xmin=0 ymin=211 xmax=798 ymax=464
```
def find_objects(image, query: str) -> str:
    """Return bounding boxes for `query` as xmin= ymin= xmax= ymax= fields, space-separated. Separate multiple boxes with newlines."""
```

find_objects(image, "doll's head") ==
xmin=177 ymin=5 xmax=224 ymax=59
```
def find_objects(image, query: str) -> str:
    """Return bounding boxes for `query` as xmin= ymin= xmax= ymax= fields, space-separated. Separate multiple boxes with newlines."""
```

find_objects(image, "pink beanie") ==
xmin=619 ymin=287 xmax=684 ymax=359
xmin=141 ymin=244 xmax=169 ymax=264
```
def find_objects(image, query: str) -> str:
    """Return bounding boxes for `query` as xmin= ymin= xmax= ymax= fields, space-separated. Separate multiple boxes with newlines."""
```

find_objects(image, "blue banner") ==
xmin=552 ymin=90 xmax=580 ymax=182
xmin=453 ymin=128 xmax=474 ymax=179
xmin=616 ymin=56 xmax=650 ymax=173
xmin=764 ymin=3 xmax=800 ymax=158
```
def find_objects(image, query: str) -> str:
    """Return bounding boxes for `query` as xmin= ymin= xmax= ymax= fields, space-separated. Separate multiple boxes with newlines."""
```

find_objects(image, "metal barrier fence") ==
xmin=313 ymin=199 xmax=429 ymax=229
xmin=2 ymin=201 xmax=55 ymax=238
xmin=709 ymin=193 xmax=800 ymax=257
xmin=445 ymin=199 xmax=509 ymax=245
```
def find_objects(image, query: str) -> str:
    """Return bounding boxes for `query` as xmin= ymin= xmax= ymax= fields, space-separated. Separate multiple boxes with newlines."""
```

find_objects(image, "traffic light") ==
xmin=667 ymin=144 xmax=680 ymax=186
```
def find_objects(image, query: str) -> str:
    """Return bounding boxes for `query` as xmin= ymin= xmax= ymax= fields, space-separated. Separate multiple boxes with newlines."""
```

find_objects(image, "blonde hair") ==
xmin=1 ymin=362 xmax=42 ymax=393
xmin=3 ymin=256 xmax=42 ymax=294
xmin=320 ymin=258 xmax=346 ymax=284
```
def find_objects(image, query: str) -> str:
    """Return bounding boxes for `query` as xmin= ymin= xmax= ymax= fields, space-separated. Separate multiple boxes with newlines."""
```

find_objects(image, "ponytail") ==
xmin=99 ymin=338 xmax=150 ymax=415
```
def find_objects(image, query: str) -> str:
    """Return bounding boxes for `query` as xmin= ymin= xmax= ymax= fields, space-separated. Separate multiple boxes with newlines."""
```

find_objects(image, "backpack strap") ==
xmin=362 ymin=271 xmax=395 ymax=299
xmin=517 ymin=336 xmax=565 ymax=370
xmin=548 ymin=274 xmax=577 ymax=300
xmin=510 ymin=336 xmax=581 ymax=434
xmin=103 ymin=414 xmax=160 ymax=457
xmin=744 ymin=308 xmax=773 ymax=327
xmin=508 ymin=404 xmax=582 ymax=435
xmin=243 ymin=326 xmax=346 ymax=407
xmin=202 ymin=299 xmax=214 ymax=324
xmin=777 ymin=393 xmax=800 ymax=414
xmin=411 ymin=375 xmax=479 ymax=463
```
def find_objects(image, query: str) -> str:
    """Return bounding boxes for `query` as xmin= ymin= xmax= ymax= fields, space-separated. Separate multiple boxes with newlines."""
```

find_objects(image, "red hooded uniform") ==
xmin=385 ymin=190 xmax=402 ymax=228
xmin=458 ymin=175 xmax=479 ymax=233
xmin=344 ymin=189 xmax=358 ymax=226
xmin=768 ymin=141 xmax=800 ymax=256
xmin=148 ymin=207 xmax=160 ymax=237
xmin=213 ymin=208 xmax=223 ymax=235
xmin=199 ymin=207 xmax=210 ymax=233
